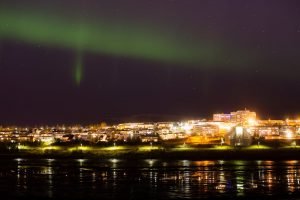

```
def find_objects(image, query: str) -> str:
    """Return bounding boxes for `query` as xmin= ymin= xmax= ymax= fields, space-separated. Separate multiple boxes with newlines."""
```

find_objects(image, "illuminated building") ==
xmin=251 ymin=126 xmax=280 ymax=137
xmin=258 ymin=120 xmax=285 ymax=126
xmin=230 ymin=109 xmax=256 ymax=124
xmin=192 ymin=124 xmax=219 ymax=137
xmin=213 ymin=109 xmax=256 ymax=124
xmin=2 ymin=109 xmax=300 ymax=145
xmin=213 ymin=114 xmax=231 ymax=122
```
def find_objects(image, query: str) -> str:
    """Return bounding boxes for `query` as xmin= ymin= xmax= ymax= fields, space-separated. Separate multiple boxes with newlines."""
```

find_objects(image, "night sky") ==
xmin=1 ymin=0 xmax=300 ymax=125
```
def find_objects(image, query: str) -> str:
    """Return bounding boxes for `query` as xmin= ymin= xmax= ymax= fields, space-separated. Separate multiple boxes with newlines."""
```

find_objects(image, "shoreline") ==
xmin=2 ymin=147 xmax=300 ymax=160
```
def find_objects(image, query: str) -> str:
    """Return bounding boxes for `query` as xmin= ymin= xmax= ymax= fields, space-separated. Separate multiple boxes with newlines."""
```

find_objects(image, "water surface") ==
xmin=0 ymin=158 xmax=299 ymax=199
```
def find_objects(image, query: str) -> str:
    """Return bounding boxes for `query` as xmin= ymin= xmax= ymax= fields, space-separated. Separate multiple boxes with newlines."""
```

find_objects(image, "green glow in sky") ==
xmin=0 ymin=8 xmax=242 ymax=62
xmin=74 ymin=53 xmax=83 ymax=85
xmin=0 ymin=8 xmax=250 ymax=84
xmin=0 ymin=9 xmax=198 ymax=62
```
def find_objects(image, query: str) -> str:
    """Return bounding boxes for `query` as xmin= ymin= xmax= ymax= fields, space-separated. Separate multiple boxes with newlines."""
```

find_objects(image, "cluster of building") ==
xmin=213 ymin=109 xmax=300 ymax=146
xmin=0 ymin=109 xmax=300 ymax=146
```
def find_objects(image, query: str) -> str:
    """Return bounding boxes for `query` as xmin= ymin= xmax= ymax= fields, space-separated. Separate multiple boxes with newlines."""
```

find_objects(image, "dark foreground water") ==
xmin=0 ymin=158 xmax=300 ymax=199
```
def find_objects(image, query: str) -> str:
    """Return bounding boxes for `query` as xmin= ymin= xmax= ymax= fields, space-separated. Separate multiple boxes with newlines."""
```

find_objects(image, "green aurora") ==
xmin=74 ymin=53 xmax=83 ymax=85
xmin=0 ymin=8 xmax=250 ymax=85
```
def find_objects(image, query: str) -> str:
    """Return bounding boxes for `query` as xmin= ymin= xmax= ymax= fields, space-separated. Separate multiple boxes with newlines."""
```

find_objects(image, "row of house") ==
xmin=1 ymin=110 xmax=300 ymax=146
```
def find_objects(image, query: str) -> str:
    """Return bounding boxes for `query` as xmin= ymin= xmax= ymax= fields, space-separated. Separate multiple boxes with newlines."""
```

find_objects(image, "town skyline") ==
xmin=1 ymin=108 xmax=300 ymax=126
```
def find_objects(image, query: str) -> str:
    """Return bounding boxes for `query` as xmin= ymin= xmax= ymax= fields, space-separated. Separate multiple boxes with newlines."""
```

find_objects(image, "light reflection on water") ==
xmin=0 ymin=159 xmax=300 ymax=199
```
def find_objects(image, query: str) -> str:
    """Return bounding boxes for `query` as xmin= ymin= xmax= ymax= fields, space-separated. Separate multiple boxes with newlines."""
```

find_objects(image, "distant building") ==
xmin=213 ymin=109 xmax=256 ymax=124
xmin=252 ymin=126 xmax=280 ymax=137
xmin=213 ymin=114 xmax=231 ymax=122
xmin=258 ymin=120 xmax=285 ymax=126
xmin=192 ymin=124 xmax=219 ymax=137
xmin=230 ymin=110 xmax=256 ymax=124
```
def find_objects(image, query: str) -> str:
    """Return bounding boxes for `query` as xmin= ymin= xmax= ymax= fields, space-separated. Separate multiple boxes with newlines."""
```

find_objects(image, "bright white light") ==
xmin=285 ymin=130 xmax=293 ymax=139
xmin=77 ymin=159 xmax=86 ymax=166
xmin=14 ymin=158 xmax=23 ymax=162
xmin=146 ymin=159 xmax=156 ymax=167
xmin=182 ymin=123 xmax=192 ymax=133
xmin=236 ymin=127 xmax=243 ymax=136
xmin=218 ymin=123 xmax=234 ymax=131
xmin=110 ymin=159 xmax=119 ymax=163
xmin=247 ymin=118 xmax=257 ymax=126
